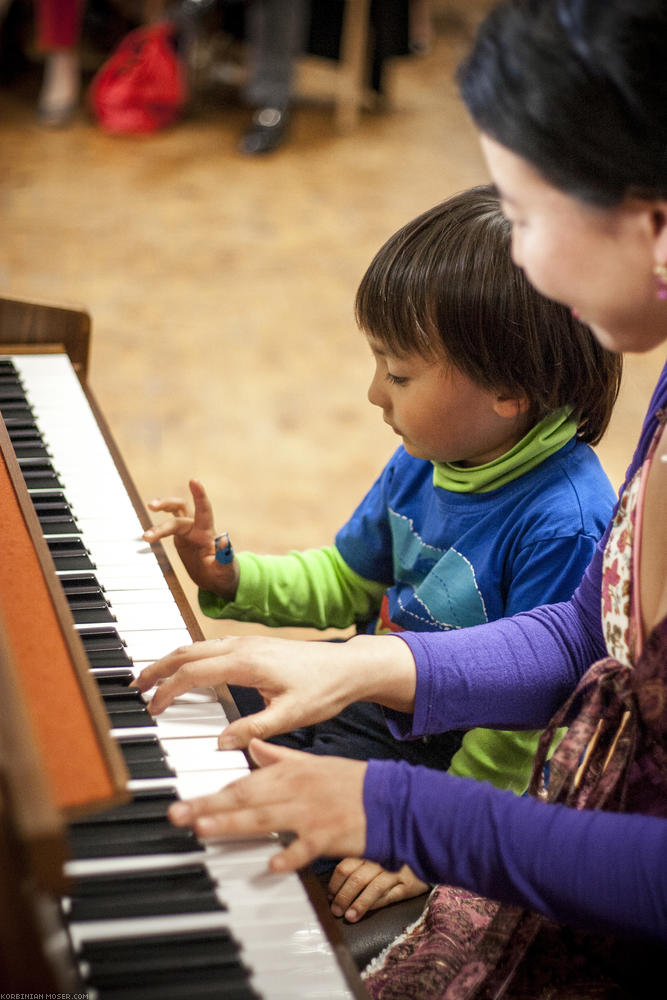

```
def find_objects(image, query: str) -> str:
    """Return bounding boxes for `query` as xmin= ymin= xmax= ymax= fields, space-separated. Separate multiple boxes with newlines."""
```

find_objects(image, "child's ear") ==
xmin=493 ymin=394 xmax=530 ymax=419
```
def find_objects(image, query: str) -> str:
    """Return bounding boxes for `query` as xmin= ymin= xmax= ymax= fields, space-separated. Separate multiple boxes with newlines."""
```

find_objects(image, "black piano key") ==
xmin=0 ymin=399 xmax=33 ymax=420
xmin=69 ymin=602 xmax=116 ymax=626
xmin=61 ymin=571 xmax=106 ymax=592
xmin=78 ymin=928 xmax=247 ymax=984
xmin=66 ymin=789 xmax=202 ymax=857
xmin=105 ymin=706 xmax=154 ymax=728
xmin=79 ymin=627 xmax=133 ymax=668
xmin=31 ymin=492 xmax=80 ymax=534
xmin=49 ymin=536 xmax=95 ymax=571
xmin=18 ymin=457 xmax=62 ymax=489
xmin=94 ymin=669 xmax=134 ymax=689
xmin=2 ymin=414 xmax=37 ymax=430
xmin=8 ymin=432 xmax=50 ymax=459
xmin=0 ymin=383 xmax=26 ymax=403
xmin=67 ymin=821 xmax=201 ymax=858
xmin=122 ymin=757 xmax=176 ymax=780
xmin=70 ymin=788 xmax=178 ymax=826
xmin=116 ymin=734 xmax=176 ymax=780
xmin=93 ymin=981 xmax=261 ymax=1000
xmin=63 ymin=862 xmax=224 ymax=921
xmin=61 ymin=573 xmax=115 ymax=624
xmin=101 ymin=687 xmax=144 ymax=703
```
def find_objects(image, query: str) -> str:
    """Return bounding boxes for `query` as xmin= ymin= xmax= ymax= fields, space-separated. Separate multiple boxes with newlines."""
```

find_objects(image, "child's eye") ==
xmin=385 ymin=372 xmax=409 ymax=386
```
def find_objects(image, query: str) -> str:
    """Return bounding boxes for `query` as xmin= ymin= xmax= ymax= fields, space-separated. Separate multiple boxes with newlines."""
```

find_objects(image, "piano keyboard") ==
xmin=0 ymin=352 xmax=361 ymax=1000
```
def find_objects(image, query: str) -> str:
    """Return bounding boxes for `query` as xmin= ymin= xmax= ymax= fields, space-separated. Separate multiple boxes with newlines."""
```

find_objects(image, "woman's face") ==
xmin=479 ymin=133 xmax=667 ymax=354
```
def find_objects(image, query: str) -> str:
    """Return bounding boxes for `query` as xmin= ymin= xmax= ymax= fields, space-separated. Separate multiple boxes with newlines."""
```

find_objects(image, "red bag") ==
xmin=88 ymin=22 xmax=187 ymax=134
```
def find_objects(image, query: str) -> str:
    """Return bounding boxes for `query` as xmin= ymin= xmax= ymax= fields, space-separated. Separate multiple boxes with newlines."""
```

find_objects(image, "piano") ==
xmin=0 ymin=296 xmax=367 ymax=999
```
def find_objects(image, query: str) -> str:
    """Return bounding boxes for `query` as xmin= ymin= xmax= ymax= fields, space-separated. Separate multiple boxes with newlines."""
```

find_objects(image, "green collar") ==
xmin=432 ymin=408 xmax=577 ymax=493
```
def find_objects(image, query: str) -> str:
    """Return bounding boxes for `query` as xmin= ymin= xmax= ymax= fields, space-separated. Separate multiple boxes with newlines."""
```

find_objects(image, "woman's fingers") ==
xmin=132 ymin=639 xmax=232 ymax=693
xmin=168 ymin=744 xmax=368 ymax=873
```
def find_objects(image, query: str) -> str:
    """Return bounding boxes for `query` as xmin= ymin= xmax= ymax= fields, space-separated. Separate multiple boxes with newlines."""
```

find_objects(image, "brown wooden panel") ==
xmin=0 ymin=294 xmax=91 ymax=379
xmin=0 ymin=417 xmax=128 ymax=817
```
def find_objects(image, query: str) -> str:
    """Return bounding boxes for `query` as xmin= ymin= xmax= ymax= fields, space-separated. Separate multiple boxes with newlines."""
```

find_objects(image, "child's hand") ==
xmin=143 ymin=478 xmax=239 ymax=600
xmin=327 ymin=858 xmax=428 ymax=922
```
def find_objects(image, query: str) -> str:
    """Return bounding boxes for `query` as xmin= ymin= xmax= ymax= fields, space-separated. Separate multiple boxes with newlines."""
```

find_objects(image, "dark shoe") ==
xmin=238 ymin=107 xmax=288 ymax=155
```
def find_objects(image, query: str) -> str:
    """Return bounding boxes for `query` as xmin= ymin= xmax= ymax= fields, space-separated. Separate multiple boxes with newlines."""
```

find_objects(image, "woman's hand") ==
xmin=131 ymin=633 xmax=418 ymax=749
xmin=328 ymin=858 xmax=428 ymax=922
xmin=143 ymin=478 xmax=239 ymax=599
xmin=169 ymin=739 xmax=368 ymax=873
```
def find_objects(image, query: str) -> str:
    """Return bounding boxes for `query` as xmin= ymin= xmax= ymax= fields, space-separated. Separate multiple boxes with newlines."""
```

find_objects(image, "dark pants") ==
xmin=228 ymin=684 xmax=464 ymax=769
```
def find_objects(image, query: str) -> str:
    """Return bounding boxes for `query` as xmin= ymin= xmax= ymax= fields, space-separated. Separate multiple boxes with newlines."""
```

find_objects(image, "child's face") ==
xmin=366 ymin=337 xmax=528 ymax=466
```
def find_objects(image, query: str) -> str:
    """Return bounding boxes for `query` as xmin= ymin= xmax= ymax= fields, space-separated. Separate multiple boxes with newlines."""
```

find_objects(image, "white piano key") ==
xmin=106 ymin=600 xmax=188 ymax=632
xmin=163 ymin=737 xmax=247 ymax=772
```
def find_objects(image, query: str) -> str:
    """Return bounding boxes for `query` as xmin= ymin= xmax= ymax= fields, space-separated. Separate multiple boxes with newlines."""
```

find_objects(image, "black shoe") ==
xmin=239 ymin=107 xmax=289 ymax=155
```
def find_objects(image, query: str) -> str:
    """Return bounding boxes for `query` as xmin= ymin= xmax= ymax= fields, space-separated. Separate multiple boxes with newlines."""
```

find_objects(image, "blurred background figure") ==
xmin=239 ymin=0 xmax=308 ymax=154
xmin=35 ymin=0 xmax=84 ymax=126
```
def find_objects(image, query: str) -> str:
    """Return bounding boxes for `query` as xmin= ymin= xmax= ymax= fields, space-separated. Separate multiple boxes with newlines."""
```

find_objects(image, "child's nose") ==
xmin=367 ymin=370 xmax=386 ymax=409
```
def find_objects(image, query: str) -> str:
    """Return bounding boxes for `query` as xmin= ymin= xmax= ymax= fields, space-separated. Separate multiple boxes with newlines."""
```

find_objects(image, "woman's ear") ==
xmin=493 ymin=394 xmax=530 ymax=419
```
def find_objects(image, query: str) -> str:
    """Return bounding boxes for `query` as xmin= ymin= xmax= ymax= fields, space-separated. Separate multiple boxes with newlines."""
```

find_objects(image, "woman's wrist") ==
xmin=343 ymin=634 xmax=417 ymax=713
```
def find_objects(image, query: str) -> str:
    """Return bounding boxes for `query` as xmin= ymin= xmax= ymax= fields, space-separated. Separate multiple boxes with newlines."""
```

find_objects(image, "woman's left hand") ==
xmin=168 ymin=739 xmax=368 ymax=873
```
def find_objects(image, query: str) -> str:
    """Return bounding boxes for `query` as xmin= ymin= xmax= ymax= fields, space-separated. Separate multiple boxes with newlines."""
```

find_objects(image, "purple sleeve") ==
xmin=383 ymin=536 xmax=605 ymax=736
xmin=363 ymin=759 xmax=667 ymax=941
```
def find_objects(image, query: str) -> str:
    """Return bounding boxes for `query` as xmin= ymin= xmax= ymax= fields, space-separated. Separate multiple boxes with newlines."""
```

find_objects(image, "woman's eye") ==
xmin=385 ymin=372 xmax=409 ymax=386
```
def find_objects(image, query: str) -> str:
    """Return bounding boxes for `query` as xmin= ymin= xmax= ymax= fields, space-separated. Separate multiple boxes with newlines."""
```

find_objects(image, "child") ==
xmin=143 ymin=185 xmax=621 ymax=916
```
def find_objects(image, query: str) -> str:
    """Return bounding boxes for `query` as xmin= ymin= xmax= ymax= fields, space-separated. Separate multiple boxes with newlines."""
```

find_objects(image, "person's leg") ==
xmin=240 ymin=0 xmax=308 ymax=154
xmin=35 ymin=0 xmax=84 ymax=126
xmin=306 ymin=702 xmax=464 ymax=768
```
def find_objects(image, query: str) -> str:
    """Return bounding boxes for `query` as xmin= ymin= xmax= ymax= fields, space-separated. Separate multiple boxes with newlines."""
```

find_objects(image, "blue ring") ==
xmin=215 ymin=533 xmax=234 ymax=565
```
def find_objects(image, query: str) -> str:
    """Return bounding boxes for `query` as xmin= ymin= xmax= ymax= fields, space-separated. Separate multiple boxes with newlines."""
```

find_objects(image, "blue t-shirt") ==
xmin=335 ymin=439 xmax=616 ymax=633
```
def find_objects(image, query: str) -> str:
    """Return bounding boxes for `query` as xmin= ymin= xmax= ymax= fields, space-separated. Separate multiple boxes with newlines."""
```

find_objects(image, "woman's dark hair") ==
xmin=355 ymin=186 xmax=622 ymax=445
xmin=457 ymin=0 xmax=667 ymax=206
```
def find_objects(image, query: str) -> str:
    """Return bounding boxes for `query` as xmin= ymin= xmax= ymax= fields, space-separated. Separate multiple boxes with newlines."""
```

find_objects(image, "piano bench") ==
xmin=316 ymin=873 xmax=430 ymax=971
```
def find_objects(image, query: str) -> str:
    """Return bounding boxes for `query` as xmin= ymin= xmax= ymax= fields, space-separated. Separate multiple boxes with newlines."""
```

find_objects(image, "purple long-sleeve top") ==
xmin=363 ymin=360 xmax=667 ymax=943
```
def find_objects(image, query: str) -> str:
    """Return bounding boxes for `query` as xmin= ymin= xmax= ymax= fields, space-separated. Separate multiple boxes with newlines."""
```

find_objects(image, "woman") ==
xmin=136 ymin=1 xmax=667 ymax=994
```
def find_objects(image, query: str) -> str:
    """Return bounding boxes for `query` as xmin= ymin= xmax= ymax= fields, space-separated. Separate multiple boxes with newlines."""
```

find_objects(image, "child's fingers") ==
xmin=189 ymin=479 xmax=218 ymax=533
xmin=147 ymin=496 xmax=189 ymax=516
xmin=327 ymin=857 xmax=368 ymax=899
xmin=341 ymin=870 xmax=408 ymax=922
xmin=143 ymin=515 xmax=194 ymax=543
xmin=329 ymin=860 xmax=386 ymax=917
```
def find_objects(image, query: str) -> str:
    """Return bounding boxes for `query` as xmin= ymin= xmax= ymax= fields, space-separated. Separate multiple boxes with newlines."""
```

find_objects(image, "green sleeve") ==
xmin=198 ymin=545 xmax=387 ymax=630
xmin=447 ymin=727 xmax=566 ymax=795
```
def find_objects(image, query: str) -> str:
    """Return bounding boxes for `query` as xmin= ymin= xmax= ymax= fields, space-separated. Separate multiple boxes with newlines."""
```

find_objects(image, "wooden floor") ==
xmin=1 ymin=0 xmax=664 ymax=642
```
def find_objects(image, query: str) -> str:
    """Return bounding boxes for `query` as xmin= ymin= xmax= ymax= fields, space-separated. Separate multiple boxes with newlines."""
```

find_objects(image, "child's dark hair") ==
xmin=355 ymin=186 xmax=621 ymax=446
xmin=457 ymin=0 xmax=667 ymax=207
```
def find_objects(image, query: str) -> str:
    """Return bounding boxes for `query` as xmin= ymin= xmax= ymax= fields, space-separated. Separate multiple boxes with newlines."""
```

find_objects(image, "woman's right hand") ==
xmin=131 ymin=632 xmax=418 ymax=748
xmin=143 ymin=478 xmax=239 ymax=600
